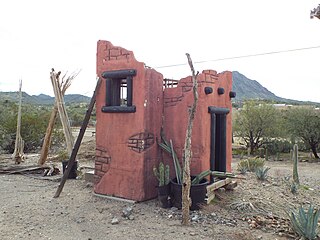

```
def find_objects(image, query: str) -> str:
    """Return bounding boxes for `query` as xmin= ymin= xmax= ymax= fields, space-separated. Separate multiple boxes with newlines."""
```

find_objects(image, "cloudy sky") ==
xmin=1 ymin=0 xmax=320 ymax=102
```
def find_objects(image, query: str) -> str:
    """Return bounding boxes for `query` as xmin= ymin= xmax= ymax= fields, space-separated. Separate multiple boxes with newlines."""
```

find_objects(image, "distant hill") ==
xmin=0 ymin=92 xmax=91 ymax=105
xmin=232 ymin=71 xmax=284 ymax=102
xmin=1 ymin=71 xmax=318 ymax=105
xmin=232 ymin=71 xmax=319 ymax=105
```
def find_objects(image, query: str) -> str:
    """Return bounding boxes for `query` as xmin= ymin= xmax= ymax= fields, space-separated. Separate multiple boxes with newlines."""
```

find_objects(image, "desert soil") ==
xmin=1 ymin=130 xmax=320 ymax=240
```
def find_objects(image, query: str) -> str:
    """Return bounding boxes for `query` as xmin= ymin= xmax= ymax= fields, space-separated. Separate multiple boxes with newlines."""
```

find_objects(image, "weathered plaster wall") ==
xmin=95 ymin=40 xmax=233 ymax=202
xmin=163 ymin=70 xmax=233 ymax=175
xmin=95 ymin=40 xmax=163 ymax=201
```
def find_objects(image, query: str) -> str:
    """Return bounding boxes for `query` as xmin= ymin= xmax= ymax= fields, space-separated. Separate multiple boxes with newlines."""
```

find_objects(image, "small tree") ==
xmin=233 ymin=101 xmax=280 ymax=154
xmin=285 ymin=107 xmax=320 ymax=159
xmin=181 ymin=53 xmax=199 ymax=225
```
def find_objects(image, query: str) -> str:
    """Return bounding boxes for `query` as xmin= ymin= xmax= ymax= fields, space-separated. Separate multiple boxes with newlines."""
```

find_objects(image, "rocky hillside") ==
xmin=232 ymin=71 xmax=319 ymax=105
xmin=232 ymin=71 xmax=284 ymax=101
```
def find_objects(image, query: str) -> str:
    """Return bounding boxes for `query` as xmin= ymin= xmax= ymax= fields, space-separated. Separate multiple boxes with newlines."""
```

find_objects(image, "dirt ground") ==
xmin=1 ymin=131 xmax=320 ymax=240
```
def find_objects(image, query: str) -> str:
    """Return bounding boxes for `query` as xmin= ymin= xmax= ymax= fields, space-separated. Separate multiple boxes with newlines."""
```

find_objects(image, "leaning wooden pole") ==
xmin=54 ymin=78 xmax=101 ymax=198
xmin=50 ymin=69 xmax=74 ymax=155
xmin=38 ymin=106 xmax=58 ymax=165
xmin=181 ymin=54 xmax=199 ymax=225
xmin=12 ymin=79 xmax=25 ymax=164
xmin=39 ymin=72 xmax=74 ymax=165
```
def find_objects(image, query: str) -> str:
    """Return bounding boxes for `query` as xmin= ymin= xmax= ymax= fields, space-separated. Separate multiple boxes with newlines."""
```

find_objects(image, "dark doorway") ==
xmin=208 ymin=106 xmax=229 ymax=183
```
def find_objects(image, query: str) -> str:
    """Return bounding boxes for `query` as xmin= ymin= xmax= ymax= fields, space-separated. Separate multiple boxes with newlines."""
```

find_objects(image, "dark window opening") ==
xmin=101 ymin=69 xmax=136 ymax=113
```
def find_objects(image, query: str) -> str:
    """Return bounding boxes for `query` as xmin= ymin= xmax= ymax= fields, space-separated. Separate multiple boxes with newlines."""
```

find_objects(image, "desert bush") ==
xmin=265 ymin=139 xmax=292 ymax=155
xmin=237 ymin=158 xmax=265 ymax=173
xmin=0 ymin=102 xmax=65 ymax=153
xmin=233 ymin=101 xmax=281 ymax=154
xmin=285 ymin=107 xmax=320 ymax=159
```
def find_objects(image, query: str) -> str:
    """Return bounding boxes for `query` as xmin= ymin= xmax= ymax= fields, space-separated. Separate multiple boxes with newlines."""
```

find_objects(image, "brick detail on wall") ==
xmin=127 ymin=132 xmax=155 ymax=153
xmin=95 ymin=147 xmax=111 ymax=183
xmin=103 ymin=47 xmax=131 ymax=61
xmin=202 ymin=70 xmax=218 ymax=83
xmin=164 ymin=69 xmax=220 ymax=108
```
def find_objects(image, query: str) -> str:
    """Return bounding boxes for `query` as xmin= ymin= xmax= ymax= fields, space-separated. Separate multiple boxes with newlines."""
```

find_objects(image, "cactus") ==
xmin=292 ymin=143 xmax=300 ymax=185
xmin=153 ymin=162 xmax=170 ymax=186
xmin=265 ymin=148 xmax=269 ymax=161
xmin=289 ymin=205 xmax=319 ymax=239
xmin=165 ymin=164 xmax=170 ymax=185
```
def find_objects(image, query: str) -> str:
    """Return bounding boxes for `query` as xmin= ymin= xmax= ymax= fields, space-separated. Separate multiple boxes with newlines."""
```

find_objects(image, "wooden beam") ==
xmin=53 ymin=78 xmax=101 ymax=198
xmin=206 ymin=193 xmax=215 ymax=204
xmin=206 ymin=178 xmax=232 ymax=192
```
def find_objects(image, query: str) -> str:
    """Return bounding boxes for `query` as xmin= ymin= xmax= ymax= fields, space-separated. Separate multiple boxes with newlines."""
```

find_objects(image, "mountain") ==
xmin=1 ymin=72 xmax=318 ymax=105
xmin=232 ymin=71 xmax=284 ymax=102
xmin=232 ymin=71 xmax=319 ymax=105
xmin=0 ymin=92 xmax=91 ymax=105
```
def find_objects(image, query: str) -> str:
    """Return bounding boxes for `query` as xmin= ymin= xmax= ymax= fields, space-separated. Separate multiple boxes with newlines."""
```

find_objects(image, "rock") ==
xmin=111 ymin=217 xmax=119 ymax=225
xmin=190 ymin=232 xmax=197 ymax=236
xmin=122 ymin=206 xmax=133 ymax=218
xmin=170 ymin=207 xmax=178 ymax=212
xmin=191 ymin=215 xmax=200 ymax=221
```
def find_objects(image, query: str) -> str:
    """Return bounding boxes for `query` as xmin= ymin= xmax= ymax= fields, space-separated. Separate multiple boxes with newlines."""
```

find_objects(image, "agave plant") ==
xmin=255 ymin=167 xmax=270 ymax=181
xmin=158 ymin=133 xmax=210 ymax=185
xmin=289 ymin=205 xmax=319 ymax=240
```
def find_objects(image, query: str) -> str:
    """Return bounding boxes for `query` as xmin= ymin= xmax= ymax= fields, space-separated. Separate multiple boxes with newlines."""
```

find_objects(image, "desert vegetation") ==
xmin=233 ymin=100 xmax=320 ymax=160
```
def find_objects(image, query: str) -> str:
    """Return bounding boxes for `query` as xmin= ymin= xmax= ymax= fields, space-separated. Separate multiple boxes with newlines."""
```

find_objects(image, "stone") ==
xmin=122 ymin=206 xmax=133 ymax=218
xmin=191 ymin=215 xmax=200 ymax=221
xmin=111 ymin=218 xmax=119 ymax=225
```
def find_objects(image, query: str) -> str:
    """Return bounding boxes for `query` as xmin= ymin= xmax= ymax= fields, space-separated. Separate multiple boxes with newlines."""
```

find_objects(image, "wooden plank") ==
xmin=206 ymin=178 xmax=232 ymax=192
xmin=206 ymin=193 xmax=215 ymax=204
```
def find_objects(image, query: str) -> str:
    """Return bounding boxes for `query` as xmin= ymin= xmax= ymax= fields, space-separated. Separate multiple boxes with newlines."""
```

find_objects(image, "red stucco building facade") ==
xmin=94 ymin=40 xmax=235 ymax=201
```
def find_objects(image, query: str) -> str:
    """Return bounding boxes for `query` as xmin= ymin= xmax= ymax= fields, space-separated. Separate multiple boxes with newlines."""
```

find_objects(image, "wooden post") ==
xmin=39 ymin=72 xmax=76 ymax=165
xmin=181 ymin=54 xmax=199 ymax=225
xmin=12 ymin=79 xmax=25 ymax=164
xmin=53 ymin=78 xmax=101 ymax=198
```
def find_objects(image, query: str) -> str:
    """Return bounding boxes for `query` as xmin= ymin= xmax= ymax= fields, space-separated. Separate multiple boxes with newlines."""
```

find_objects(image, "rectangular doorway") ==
xmin=208 ymin=106 xmax=230 ymax=183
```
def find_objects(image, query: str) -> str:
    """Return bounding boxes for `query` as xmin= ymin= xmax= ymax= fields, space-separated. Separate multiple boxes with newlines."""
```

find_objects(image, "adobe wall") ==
xmin=95 ymin=40 xmax=234 ymax=202
xmin=95 ymin=41 xmax=163 ymax=201
xmin=163 ymin=70 xmax=233 ymax=175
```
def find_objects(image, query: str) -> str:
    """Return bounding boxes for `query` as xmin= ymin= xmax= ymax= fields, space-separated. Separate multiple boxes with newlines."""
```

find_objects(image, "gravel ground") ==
xmin=1 ymin=141 xmax=320 ymax=240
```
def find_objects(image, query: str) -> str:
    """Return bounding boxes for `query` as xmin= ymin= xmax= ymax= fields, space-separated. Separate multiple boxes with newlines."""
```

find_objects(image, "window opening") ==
xmin=101 ymin=69 xmax=136 ymax=113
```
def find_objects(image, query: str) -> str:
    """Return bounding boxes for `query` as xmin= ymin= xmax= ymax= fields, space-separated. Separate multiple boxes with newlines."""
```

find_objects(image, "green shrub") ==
xmin=0 ymin=102 xmax=64 ymax=153
xmin=237 ymin=158 xmax=265 ymax=172
xmin=265 ymin=139 xmax=292 ymax=155
xmin=289 ymin=205 xmax=319 ymax=239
